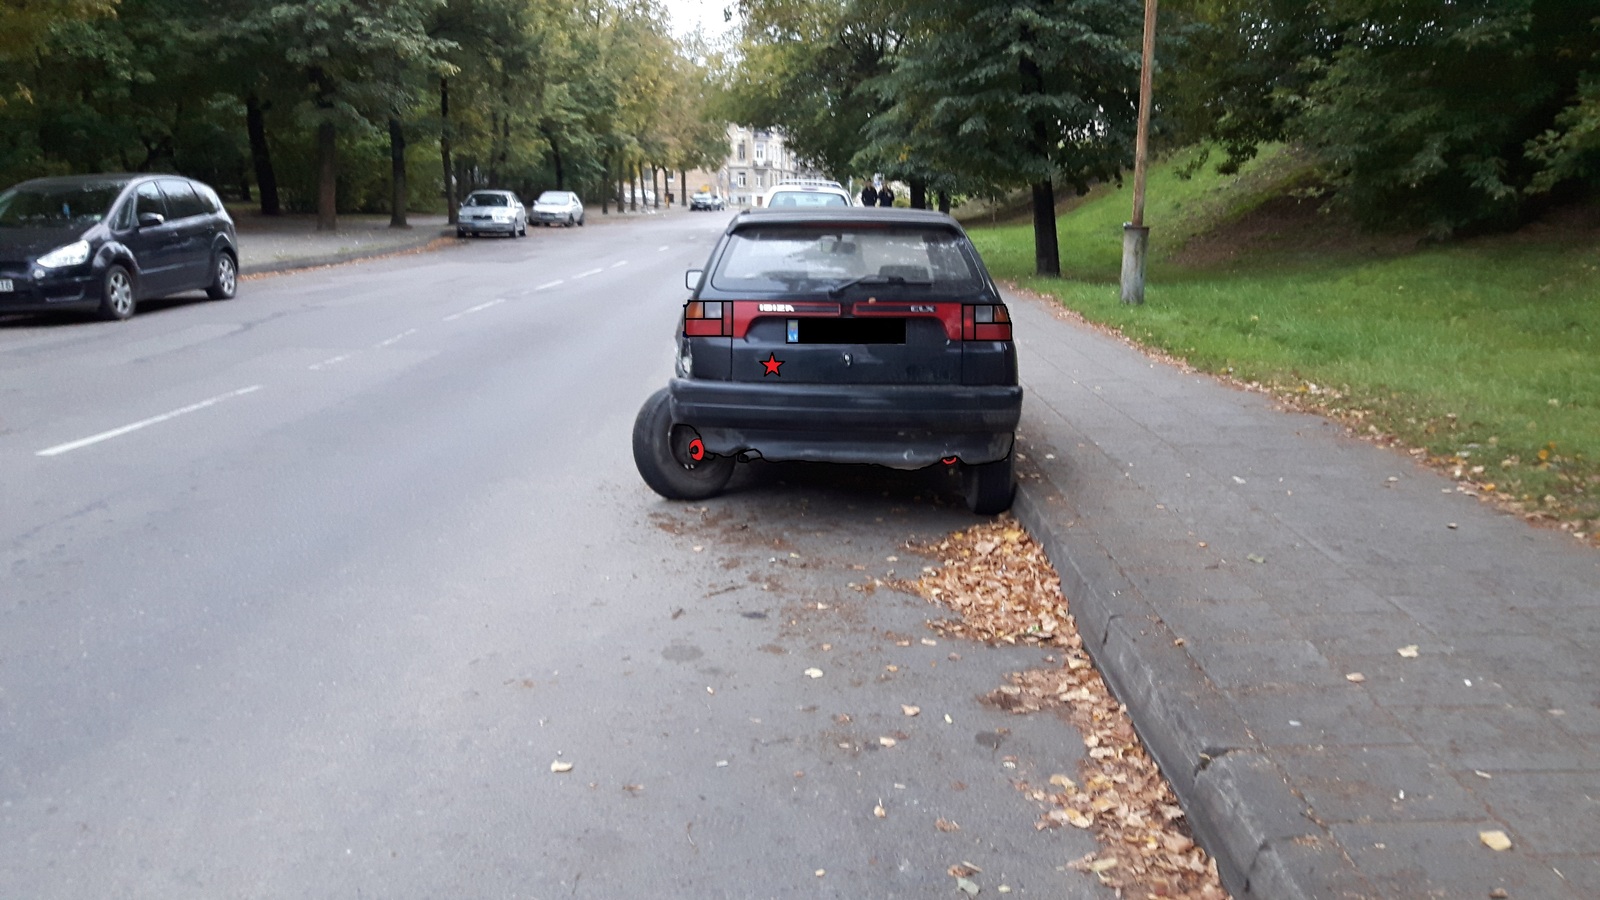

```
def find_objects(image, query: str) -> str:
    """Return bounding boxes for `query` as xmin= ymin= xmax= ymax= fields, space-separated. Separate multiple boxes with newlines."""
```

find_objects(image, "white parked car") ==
xmin=760 ymin=182 xmax=854 ymax=208
xmin=532 ymin=190 xmax=585 ymax=227
xmin=457 ymin=190 xmax=527 ymax=238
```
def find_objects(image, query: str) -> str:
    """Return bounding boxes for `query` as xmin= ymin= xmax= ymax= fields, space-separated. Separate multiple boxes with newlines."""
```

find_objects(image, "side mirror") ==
xmin=138 ymin=212 xmax=165 ymax=228
xmin=685 ymin=269 xmax=703 ymax=291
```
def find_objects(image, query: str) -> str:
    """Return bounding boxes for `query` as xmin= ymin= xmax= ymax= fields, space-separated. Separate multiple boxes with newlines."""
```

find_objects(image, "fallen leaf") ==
xmin=715 ymin=760 xmax=729 ymax=767
xmin=550 ymin=760 xmax=573 ymax=773
xmin=885 ymin=665 xmax=899 ymax=673
xmin=1048 ymin=773 xmax=1076 ymax=790
xmin=1346 ymin=672 xmax=1367 ymax=683
xmin=955 ymin=876 xmax=980 ymax=895
xmin=874 ymin=802 xmax=887 ymax=819
xmin=997 ymin=887 xmax=1010 ymax=895
xmin=1397 ymin=645 xmax=1419 ymax=658
xmin=1088 ymin=857 xmax=1119 ymax=873
xmin=902 ymin=704 xmax=921 ymax=717
xmin=816 ymin=602 xmax=829 ymax=610
xmin=879 ymin=736 xmax=897 ymax=747
xmin=1246 ymin=553 xmax=1266 ymax=564
xmin=815 ymin=869 xmax=825 ymax=877
xmin=1490 ymin=889 xmax=1509 ymax=899
xmin=1065 ymin=808 xmax=1093 ymax=829
xmin=948 ymin=863 xmax=982 ymax=877
xmin=1480 ymin=830 xmax=1512 ymax=851
xmin=804 ymin=667 xmax=824 ymax=679
xmin=935 ymin=818 xmax=960 ymax=832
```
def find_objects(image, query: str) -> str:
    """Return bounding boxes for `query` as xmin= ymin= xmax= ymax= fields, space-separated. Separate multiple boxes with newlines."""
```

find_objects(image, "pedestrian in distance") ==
xmin=877 ymin=184 xmax=897 ymax=207
xmin=860 ymin=181 xmax=877 ymax=207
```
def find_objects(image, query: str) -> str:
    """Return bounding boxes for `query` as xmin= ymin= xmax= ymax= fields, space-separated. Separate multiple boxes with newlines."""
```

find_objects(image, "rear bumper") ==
xmin=667 ymin=377 xmax=1022 ymax=469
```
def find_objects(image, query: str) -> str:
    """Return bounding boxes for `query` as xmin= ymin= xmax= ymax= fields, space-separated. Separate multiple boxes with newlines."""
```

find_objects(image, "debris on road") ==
xmin=904 ymin=517 xmax=1228 ymax=900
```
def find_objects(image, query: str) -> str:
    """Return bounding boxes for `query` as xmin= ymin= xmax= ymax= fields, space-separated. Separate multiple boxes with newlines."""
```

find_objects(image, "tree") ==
xmin=869 ymin=0 xmax=1142 ymax=274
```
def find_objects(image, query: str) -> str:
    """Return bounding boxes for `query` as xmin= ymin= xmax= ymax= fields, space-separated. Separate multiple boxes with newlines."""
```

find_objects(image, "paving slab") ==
xmin=1007 ymin=290 xmax=1600 ymax=899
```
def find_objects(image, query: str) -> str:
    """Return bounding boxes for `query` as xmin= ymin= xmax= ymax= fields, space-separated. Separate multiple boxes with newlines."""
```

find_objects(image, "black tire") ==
xmin=632 ymin=388 xmax=734 ymax=501
xmin=98 ymin=263 xmax=136 ymax=321
xmin=565 ymin=215 xmax=575 ymax=227
xmin=577 ymin=214 xmax=585 ymax=227
xmin=457 ymin=228 xmax=467 ymax=238
xmin=205 ymin=251 xmax=237 ymax=300
xmin=962 ymin=452 xmax=1015 ymax=515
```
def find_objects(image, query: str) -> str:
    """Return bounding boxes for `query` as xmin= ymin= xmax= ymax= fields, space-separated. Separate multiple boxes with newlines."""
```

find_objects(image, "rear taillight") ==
xmin=684 ymin=300 xmax=730 ymax=336
xmin=963 ymin=304 xmax=1012 ymax=341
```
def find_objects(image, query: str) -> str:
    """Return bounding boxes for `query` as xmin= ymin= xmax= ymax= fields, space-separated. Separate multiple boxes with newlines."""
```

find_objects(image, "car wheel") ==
xmin=577 ymin=214 xmax=585 ymax=227
xmin=632 ymin=388 xmax=734 ymax=501
xmin=457 ymin=228 xmax=467 ymax=238
xmin=98 ymin=264 xmax=136 ymax=321
xmin=962 ymin=452 xmax=1015 ymax=515
xmin=205 ymin=251 xmax=238 ymax=300
xmin=566 ymin=214 xmax=575 ymax=227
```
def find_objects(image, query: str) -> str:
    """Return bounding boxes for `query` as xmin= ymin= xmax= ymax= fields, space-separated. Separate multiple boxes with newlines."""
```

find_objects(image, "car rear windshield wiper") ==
xmin=827 ymin=274 xmax=934 ymax=298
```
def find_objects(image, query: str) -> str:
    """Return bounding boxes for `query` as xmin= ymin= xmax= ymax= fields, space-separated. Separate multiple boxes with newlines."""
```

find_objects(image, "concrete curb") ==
xmin=1012 ymin=456 xmax=1370 ymax=899
xmin=239 ymin=229 xmax=454 ymax=277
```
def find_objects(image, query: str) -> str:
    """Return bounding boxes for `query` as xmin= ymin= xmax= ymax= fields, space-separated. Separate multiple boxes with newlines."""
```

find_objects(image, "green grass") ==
xmin=970 ymin=148 xmax=1600 ymax=529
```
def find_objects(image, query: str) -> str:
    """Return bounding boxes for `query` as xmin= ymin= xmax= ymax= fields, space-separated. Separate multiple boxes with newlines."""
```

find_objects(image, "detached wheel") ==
xmin=205 ymin=251 xmax=237 ymax=300
xmin=98 ymin=264 xmax=136 ymax=321
xmin=632 ymin=388 xmax=734 ymax=501
xmin=962 ymin=452 xmax=1015 ymax=515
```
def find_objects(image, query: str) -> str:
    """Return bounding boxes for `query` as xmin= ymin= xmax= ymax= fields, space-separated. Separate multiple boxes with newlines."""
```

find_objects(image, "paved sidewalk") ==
xmin=1005 ymin=291 xmax=1600 ymax=899
xmin=232 ymin=212 xmax=453 ymax=275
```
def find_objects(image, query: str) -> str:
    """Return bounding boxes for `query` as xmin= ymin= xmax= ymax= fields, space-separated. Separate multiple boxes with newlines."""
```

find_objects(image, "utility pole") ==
xmin=1121 ymin=0 xmax=1158 ymax=305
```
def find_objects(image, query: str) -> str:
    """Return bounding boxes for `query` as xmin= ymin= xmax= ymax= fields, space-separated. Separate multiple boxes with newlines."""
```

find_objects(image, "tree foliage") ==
xmin=1165 ymin=0 xmax=1600 ymax=234
xmin=0 ymin=0 xmax=726 ymax=227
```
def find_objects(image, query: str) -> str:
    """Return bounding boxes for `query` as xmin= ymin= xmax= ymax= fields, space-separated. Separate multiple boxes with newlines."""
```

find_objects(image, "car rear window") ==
xmin=767 ymin=191 xmax=848 ymax=208
xmin=536 ymin=191 xmax=567 ymax=203
xmin=465 ymin=193 xmax=508 ymax=207
xmin=711 ymin=224 xmax=986 ymax=296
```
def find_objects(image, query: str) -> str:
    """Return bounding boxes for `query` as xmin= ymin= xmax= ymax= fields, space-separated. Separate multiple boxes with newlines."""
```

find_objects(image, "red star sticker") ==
xmin=760 ymin=352 xmax=784 ymax=376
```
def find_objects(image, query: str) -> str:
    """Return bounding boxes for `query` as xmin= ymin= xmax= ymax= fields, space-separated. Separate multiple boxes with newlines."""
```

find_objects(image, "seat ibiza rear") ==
xmin=633 ymin=208 xmax=1022 ymax=514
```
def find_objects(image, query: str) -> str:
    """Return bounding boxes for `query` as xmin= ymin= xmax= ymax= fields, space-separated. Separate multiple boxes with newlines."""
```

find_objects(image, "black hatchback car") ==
xmin=0 ymin=173 xmax=238 ymax=321
xmin=633 ymin=208 xmax=1023 ymax=514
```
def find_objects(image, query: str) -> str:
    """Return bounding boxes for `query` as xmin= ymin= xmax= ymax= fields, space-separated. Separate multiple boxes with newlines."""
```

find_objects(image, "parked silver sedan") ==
xmin=531 ymin=190 xmax=585 ymax=227
xmin=456 ymin=190 xmax=527 ymax=238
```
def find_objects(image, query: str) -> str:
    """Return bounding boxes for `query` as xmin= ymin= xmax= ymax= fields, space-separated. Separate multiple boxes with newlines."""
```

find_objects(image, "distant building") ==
xmin=682 ymin=125 xmax=825 ymax=207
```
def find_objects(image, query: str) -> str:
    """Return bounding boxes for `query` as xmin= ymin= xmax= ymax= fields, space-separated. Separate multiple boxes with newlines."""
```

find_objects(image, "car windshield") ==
xmin=711 ymin=225 xmax=985 ymax=296
xmin=536 ymin=192 xmax=567 ymax=204
xmin=464 ymin=193 xmax=508 ymax=207
xmin=0 ymin=183 xmax=123 ymax=228
xmin=767 ymin=191 xmax=848 ymax=208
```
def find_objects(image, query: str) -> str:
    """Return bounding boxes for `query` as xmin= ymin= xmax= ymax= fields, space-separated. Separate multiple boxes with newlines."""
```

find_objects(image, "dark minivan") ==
xmin=0 ymin=173 xmax=238 ymax=321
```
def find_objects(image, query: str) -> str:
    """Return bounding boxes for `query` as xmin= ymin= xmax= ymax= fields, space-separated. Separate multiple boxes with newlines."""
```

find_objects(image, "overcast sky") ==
xmin=661 ymin=0 xmax=738 ymax=39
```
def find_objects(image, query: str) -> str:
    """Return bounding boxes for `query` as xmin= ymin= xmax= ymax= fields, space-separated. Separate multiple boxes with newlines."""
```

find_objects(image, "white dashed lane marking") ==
xmin=658 ymin=245 xmax=670 ymax=252
xmin=37 ymin=385 xmax=264 ymax=458
xmin=536 ymin=280 xmax=564 ymax=291
xmin=610 ymin=260 xmax=629 ymax=269
xmin=375 ymin=329 xmax=417 ymax=348
xmin=310 ymin=354 xmax=351 ymax=370
xmin=574 ymin=268 xmax=605 ymax=279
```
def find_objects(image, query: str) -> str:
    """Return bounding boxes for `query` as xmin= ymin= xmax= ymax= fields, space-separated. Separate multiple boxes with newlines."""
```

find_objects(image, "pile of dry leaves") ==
xmin=902 ymin=517 xmax=1228 ymax=900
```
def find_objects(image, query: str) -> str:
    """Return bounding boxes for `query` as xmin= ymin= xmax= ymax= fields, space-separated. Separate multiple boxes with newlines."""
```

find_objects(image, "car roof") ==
xmin=9 ymin=173 xmax=157 ymax=191
xmin=733 ymin=207 xmax=958 ymax=227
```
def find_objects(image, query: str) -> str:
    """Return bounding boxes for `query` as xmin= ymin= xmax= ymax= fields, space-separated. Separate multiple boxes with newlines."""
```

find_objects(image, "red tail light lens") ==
xmin=684 ymin=300 xmax=730 ymax=336
xmin=963 ymin=304 xmax=1012 ymax=341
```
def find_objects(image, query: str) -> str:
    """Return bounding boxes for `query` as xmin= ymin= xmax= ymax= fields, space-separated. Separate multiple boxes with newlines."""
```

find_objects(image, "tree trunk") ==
xmin=1031 ymin=180 xmax=1060 ymax=276
xmin=440 ymin=78 xmax=456 ymax=224
xmin=909 ymin=179 xmax=927 ymax=210
xmin=237 ymin=165 xmax=251 ymax=203
xmin=600 ymin=153 xmax=610 ymax=213
xmin=651 ymin=165 xmax=660 ymax=208
xmin=317 ymin=120 xmax=337 ymax=231
xmin=628 ymin=165 xmax=637 ymax=212
xmin=938 ymin=191 xmax=950 ymax=214
xmin=389 ymin=117 xmax=408 ymax=228
xmin=545 ymin=127 xmax=565 ymax=190
xmin=245 ymin=93 xmax=280 ymax=216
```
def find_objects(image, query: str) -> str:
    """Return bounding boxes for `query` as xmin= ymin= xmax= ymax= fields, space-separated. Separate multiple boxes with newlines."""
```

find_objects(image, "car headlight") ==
xmin=37 ymin=240 xmax=91 ymax=269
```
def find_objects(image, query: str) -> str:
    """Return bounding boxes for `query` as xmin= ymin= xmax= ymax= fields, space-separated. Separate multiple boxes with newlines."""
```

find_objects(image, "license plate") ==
xmin=0 ymin=279 xmax=12 ymax=292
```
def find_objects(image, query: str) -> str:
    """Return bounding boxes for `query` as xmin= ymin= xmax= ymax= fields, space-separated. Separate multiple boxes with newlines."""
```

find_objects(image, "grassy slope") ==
xmin=969 ymin=147 xmax=1600 ymax=531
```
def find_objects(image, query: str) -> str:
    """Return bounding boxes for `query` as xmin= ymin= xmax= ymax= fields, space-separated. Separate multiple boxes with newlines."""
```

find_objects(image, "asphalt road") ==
xmin=0 ymin=213 xmax=1102 ymax=898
